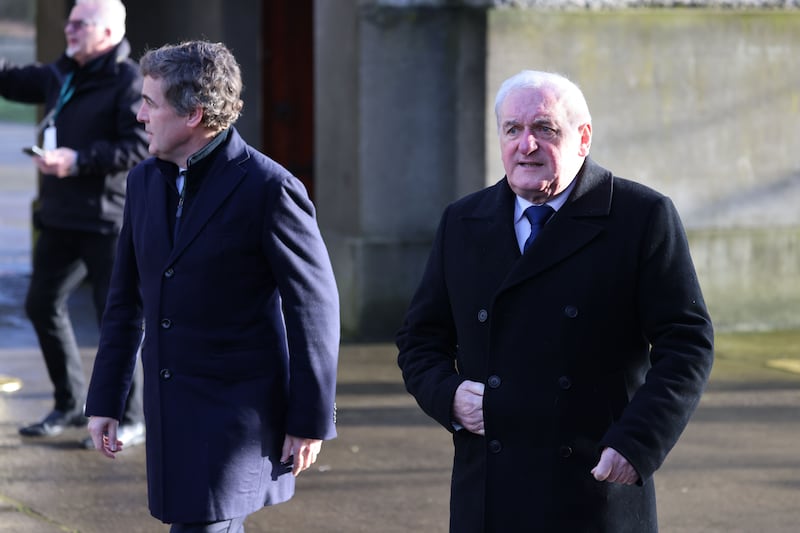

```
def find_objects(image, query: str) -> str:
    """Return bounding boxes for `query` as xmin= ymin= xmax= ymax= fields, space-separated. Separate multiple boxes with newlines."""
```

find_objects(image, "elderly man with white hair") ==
xmin=397 ymin=70 xmax=713 ymax=532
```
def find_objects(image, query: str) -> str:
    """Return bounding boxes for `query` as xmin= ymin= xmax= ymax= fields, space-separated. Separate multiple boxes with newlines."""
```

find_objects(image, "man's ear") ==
xmin=578 ymin=123 xmax=592 ymax=157
xmin=186 ymin=107 xmax=204 ymax=128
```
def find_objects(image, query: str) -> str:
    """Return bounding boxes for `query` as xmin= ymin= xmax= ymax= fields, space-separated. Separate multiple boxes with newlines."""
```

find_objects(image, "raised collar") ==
xmin=186 ymin=127 xmax=231 ymax=169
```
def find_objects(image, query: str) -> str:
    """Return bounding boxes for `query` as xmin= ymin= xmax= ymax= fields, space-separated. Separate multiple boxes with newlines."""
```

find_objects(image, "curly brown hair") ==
xmin=139 ymin=40 xmax=244 ymax=131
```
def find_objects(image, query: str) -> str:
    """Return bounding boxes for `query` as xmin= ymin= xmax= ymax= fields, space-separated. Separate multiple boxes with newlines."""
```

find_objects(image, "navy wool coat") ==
xmin=86 ymin=128 xmax=339 ymax=523
xmin=397 ymin=158 xmax=713 ymax=532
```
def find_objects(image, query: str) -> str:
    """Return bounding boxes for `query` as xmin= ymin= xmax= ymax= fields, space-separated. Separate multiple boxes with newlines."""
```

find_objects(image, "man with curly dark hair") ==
xmin=84 ymin=41 xmax=340 ymax=533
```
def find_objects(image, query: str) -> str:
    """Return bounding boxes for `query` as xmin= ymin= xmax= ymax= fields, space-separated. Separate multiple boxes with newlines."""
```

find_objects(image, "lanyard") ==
xmin=50 ymin=71 xmax=76 ymax=125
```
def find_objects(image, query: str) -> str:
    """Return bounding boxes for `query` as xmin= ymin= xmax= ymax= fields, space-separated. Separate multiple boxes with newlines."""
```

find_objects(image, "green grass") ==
xmin=0 ymin=98 xmax=36 ymax=123
xmin=712 ymin=330 xmax=800 ymax=383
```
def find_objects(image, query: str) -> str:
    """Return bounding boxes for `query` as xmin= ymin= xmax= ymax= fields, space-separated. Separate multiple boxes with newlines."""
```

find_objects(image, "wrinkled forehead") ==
xmin=499 ymin=86 xmax=569 ymax=125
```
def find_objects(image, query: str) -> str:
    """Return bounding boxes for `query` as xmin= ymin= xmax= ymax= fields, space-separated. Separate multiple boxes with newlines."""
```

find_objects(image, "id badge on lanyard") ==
xmin=43 ymin=71 xmax=76 ymax=150
xmin=43 ymin=125 xmax=57 ymax=151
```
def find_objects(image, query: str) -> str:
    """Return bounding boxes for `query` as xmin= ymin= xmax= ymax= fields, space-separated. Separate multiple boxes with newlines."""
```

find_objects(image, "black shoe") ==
xmin=19 ymin=409 xmax=86 ymax=437
xmin=81 ymin=422 xmax=146 ymax=450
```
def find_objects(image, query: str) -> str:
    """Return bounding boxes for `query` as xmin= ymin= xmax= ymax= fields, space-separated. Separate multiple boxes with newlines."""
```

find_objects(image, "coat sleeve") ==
xmin=0 ymin=60 xmax=52 ymax=103
xmin=600 ymin=196 xmax=714 ymax=482
xmin=396 ymin=207 xmax=465 ymax=431
xmin=85 ymin=171 xmax=145 ymax=420
xmin=263 ymin=174 xmax=340 ymax=440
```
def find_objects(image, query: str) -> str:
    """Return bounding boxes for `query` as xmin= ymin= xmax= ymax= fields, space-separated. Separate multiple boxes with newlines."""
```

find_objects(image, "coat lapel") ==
xmin=497 ymin=158 xmax=614 ymax=294
xmin=141 ymin=167 xmax=173 ymax=265
xmin=167 ymin=130 xmax=249 ymax=265
xmin=461 ymin=180 xmax=522 ymax=286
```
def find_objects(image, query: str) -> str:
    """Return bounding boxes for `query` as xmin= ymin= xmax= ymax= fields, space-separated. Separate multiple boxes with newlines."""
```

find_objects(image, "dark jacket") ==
xmin=85 ymin=128 xmax=340 ymax=523
xmin=397 ymin=158 xmax=713 ymax=532
xmin=0 ymin=39 xmax=148 ymax=234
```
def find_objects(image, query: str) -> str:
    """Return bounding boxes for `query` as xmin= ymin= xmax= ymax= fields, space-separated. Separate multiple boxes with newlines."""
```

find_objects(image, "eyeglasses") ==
xmin=64 ymin=19 xmax=97 ymax=31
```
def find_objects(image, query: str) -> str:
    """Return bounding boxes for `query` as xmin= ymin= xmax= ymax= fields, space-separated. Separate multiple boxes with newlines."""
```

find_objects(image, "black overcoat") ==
xmin=397 ymin=158 xmax=713 ymax=532
xmin=0 ymin=39 xmax=149 ymax=233
xmin=86 ymin=129 xmax=339 ymax=523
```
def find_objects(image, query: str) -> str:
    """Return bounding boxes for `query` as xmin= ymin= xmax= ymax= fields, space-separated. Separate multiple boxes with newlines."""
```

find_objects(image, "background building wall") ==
xmin=484 ymin=10 xmax=800 ymax=331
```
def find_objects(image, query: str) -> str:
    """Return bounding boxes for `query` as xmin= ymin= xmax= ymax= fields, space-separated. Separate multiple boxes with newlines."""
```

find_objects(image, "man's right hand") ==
xmin=453 ymin=380 xmax=485 ymax=435
xmin=87 ymin=416 xmax=123 ymax=459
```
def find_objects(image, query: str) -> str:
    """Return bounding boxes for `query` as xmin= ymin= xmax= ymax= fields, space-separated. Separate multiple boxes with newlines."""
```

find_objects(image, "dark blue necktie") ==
xmin=523 ymin=204 xmax=554 ymax=252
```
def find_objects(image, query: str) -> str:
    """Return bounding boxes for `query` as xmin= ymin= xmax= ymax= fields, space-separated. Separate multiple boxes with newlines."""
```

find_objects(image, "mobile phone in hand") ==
xmin=22 ymin=146 xmax=46 ymax=157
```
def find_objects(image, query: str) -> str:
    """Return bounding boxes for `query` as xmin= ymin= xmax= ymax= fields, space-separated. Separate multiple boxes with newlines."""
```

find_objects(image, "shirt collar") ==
xmin=514 ymin=177 xmax=577 ymax=224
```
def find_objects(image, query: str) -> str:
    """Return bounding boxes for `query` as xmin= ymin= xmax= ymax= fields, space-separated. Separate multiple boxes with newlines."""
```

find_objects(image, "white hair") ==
xmin=77 ymin=0 xmax=127 ymax=45
xmin=494 ymin=70 xmax=592 ymax=131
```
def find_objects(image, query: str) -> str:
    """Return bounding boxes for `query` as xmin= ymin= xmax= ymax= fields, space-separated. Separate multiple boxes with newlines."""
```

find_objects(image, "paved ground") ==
xmin=1 ymin=119 xmax=799 ymax=532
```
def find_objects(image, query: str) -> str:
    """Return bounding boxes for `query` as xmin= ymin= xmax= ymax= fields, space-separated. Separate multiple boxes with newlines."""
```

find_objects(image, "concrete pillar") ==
xmin=315 ymin=1 xmax=488 ymax=339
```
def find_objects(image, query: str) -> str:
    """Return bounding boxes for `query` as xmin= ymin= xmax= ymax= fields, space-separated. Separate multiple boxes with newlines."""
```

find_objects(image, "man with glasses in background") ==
xmin=0 ymin=0 xmax=148 ymax=447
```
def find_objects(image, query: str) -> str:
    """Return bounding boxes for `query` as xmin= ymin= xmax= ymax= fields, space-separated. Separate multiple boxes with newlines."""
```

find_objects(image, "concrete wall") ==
xmin=485 ymin=10 xmax=800 ymax=331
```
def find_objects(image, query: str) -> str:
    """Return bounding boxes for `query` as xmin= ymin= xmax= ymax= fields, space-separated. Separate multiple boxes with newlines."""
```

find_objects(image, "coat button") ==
xmin=487 ymin=375 xmax=501 ymax=389
xmin=564 ymin=305 xmax=578 ymax=318
xmin=488 ymin=440 xmax=502 ymax=454
xmin=164 ymin=268 xmax=175 ymax=278
xmin=477 ymin=309 xmax=488 ymax=323
xmin=160 ymin=368 xmax=172 ymax=380
xmin=160 ymin=318 xmax=172 ymax=329
xmin=558 ymin=445 xmax=573 ymax=458
xmin=558 ymin=376 xmax=572 ymax=390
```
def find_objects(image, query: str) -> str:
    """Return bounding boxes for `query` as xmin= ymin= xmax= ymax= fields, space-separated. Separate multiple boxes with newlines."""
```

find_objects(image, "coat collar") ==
xmin=148 ymin=128 xmax=250 ymax=265
xmin=172 ymin=128 xmax=249 ymax=262
xmin=466 ymin=157 xmax=612 ymax=219
xmin=466 ymin=157 xmax=614 ymax=295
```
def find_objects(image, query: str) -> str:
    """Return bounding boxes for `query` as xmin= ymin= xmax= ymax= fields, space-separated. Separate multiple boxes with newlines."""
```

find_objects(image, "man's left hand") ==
xmin=281 ymin=434 xmax=322 ymax=477
xmin=591 ymin=447 xmax=639 ymax=485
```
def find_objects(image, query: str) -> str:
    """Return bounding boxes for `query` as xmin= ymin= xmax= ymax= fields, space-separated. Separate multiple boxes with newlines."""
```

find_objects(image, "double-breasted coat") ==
xmin=397 ymin=158 xmax=713 ymax=532
xmin=86 ymin=128 xmax=339 ymax=523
